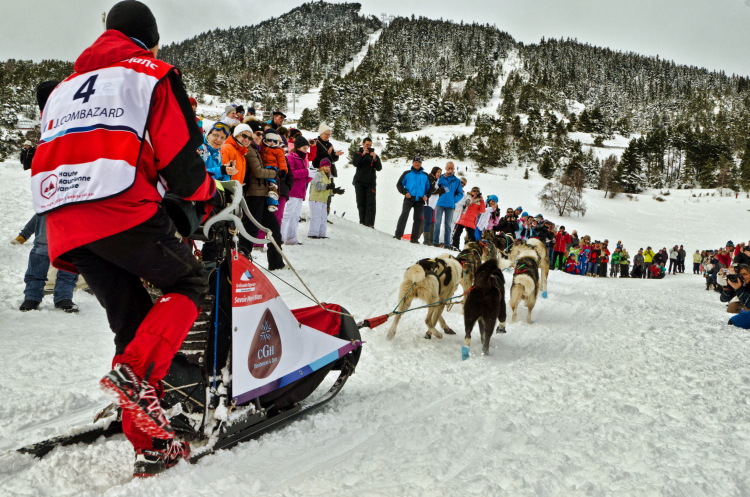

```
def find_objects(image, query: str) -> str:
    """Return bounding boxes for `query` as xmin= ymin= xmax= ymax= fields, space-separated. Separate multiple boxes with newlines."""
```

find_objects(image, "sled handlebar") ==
xmin=203 ymin=180 xmax=273 ymax=245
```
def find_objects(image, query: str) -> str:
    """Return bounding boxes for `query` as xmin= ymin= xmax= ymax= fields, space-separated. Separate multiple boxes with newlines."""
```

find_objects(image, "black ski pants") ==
xmin=669 ymin=258 xmax=677 ymax=274
xmin=553 ymin=251 xmax=565 ymax=270
xmin=354 ymin=182 xmax=377 ymax=226
xmin=644 ymin=262 xmax=652 ymax=278
xmin=452 ymin=223 xmax=477 ymax=249
xmin=60 ymin=208 xmax=207 ymax=356
xmin=394 ymin=197 xmax=424 ymax=240
xmin=241 ymin=195 xmax=284 ymax=270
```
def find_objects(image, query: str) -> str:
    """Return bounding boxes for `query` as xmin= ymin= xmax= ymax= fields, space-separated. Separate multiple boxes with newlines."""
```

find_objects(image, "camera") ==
xmin=369 ymin=148 xmax=376 ymax=153
xmin=728 ymin=273 xmax=739 ymax=283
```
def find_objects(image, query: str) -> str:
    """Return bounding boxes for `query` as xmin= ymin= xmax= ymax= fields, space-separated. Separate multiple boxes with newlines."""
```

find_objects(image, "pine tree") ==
xmin=524 ymin=167 xmax=530 ymax=179
xmin=740 ymin=138 xmax=750 ymax=191
xmin=377 ymin=88 xmax=395 ymax=133
xmin=538 ymin=154 xmax=555 ymax=179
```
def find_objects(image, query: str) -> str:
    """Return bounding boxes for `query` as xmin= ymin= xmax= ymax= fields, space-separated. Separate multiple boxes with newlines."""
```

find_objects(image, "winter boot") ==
xmin=100 ymin=364 xmax=174 ymax=439
xmin=133 ymin=438 xmax=191 ymax=478
xmin=19 ymin=299 xmax=40 ymax=311
xmin=422 ymin=233 xmax=432 ymax=246
xmin=55 ymin=299 xmax=79 ymax=313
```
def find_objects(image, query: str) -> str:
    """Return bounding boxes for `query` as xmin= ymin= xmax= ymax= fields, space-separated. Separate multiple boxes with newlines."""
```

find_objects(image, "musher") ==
xmin=31 ymin=0 xmax=222 ymax=477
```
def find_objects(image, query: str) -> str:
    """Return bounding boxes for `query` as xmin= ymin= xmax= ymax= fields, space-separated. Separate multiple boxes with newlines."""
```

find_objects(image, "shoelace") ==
xmin=166 ymin=441 xmax=189 ymax=462
xmin=140 ymin=384 xmax=168 ymax=428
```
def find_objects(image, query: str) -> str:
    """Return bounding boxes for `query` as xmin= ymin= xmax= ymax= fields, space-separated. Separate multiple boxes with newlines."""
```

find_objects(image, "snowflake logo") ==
xmin=260 ymin=320 xmax=272 ymax=341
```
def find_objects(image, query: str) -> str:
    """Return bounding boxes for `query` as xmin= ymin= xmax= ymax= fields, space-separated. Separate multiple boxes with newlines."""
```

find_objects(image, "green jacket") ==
xmin=620 ymin=252 xmax=630 ymax=265
xmin=310 ymin=170 xmax=332 ymax=202
xmin=611 ymin=252 xmax=621 ymax=264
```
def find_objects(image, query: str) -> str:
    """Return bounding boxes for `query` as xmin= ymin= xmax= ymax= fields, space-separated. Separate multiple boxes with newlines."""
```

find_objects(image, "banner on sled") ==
xmin=231 ymin=251 xmax=358 ymax=405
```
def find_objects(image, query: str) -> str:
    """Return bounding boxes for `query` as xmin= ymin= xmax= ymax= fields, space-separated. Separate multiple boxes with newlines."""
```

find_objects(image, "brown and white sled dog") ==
xmin=508 ymin=248 xmax=541 ymax=324
xmin=509 ymin=238 xmax=549 ymax=297
xmin=387 ymin=253 xmax=463 ymax=340
xmin=463 ymin=258 xmax=507 ymax=358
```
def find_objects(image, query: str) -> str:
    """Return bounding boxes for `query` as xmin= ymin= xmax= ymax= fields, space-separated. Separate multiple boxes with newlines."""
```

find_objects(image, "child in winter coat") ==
xmin=587 ymin=242 xmax=600 ymax=277
xmin=309 ymin=159 xmax=344 ymax=239
xmin=261 ymin=129 xmax=289 ymax=212
xmin=565 ymin=254 xmax=579 ymax=274
xmin=578 ymin=243 xmax=591 ymax=276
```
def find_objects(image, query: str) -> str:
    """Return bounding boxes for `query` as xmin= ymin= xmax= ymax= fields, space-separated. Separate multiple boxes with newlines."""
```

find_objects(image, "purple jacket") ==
xmin=287 ymin=150 xmax=312 ymax=199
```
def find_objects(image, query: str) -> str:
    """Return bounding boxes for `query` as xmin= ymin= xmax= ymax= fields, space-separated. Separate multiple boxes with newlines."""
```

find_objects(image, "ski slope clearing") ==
xmin=1 ymin=159 xmax=749 ymax=495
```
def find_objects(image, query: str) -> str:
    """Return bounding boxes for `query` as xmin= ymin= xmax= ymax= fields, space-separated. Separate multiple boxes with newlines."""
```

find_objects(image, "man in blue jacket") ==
xmin=432 ymin=162 xmax=463 ymax=248
xmin=394 ymin=156 xmax=430 ymax=243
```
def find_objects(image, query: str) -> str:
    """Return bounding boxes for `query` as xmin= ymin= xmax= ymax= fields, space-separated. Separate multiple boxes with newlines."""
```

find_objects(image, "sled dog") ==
xmin=463 ymin=258 xmax=507 ymax=358
xmin=509 ymin=249 xmax=541 ymax=324
xmin=387 ymin=253 xmax=463 ymax=340
xmin=509 ymin=238 xmax=549 ymax=297
xmin=481 ymin=230 xmax=514 ymax=266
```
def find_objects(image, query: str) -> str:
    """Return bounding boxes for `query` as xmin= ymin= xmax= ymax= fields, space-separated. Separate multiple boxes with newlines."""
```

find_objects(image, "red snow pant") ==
xmin=61 ymin=209 xmax=207 ymax=450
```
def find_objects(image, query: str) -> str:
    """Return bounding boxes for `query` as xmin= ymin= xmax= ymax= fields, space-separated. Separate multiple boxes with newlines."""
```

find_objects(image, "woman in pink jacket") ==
xmin=280 ymin=136 xmax=313 ymax=245
xmin=450 ymin=186 xmax=485 ymax=250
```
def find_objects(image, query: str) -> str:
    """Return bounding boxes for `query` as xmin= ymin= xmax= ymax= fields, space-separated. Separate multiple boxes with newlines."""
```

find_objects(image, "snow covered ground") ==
xmin=1 ymin=147 xmax=749 ymax=496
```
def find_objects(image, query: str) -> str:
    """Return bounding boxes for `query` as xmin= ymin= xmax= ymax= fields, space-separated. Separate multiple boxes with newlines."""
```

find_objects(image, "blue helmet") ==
xmin=486 ymin=195 xmax=498 ymax=204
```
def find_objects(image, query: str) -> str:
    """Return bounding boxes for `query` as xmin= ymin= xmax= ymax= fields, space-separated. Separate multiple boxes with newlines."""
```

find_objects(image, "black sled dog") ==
xmin=462 ymin=258 xmax=506 ymax=360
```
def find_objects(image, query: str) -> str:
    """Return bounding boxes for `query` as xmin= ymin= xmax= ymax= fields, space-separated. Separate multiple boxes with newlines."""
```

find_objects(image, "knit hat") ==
xmin=248 ymin=107 xmax=256 ymax=115
xmin=24 ymin=140 xmax=32 ymax=146
xmin=248 ymin=121 xmax=263 ymax=133
xmin=413 ymin=156 xmax=423 ymax=163
xmin=727 ymin=241 xmax=734 ymax=247
xmin=224 ymin=105 xmax=235 ymax=115
xmin=188 ymin=97 xmax=197 ymax=107
xmin=288 ymin=128 xmax=301 ymax=138
xmin=516 ymin=206 xmax=523 ymax=211
xmin=106 ymin=1 xmax=159 ymax=49
xmin=521 ymin=212 xmax=528 ymax=218
xmin=235 ymin=105 xmax=244 ymax=114
xmin=320 ymin=158 xmax=332 ymax=168
xmin=263 ymin=129 xmax=281 ymax=146
xmin=535 ymin=214 xmax=543 ymax=219
xmin=486 ymin=195 xmax=498 ymax=204
xmin=233 ymin=123 xmax=252 ymax=138
xmin=36 ymin=80 xmax=58 ymax=111
xmin=294 ymin=135 xmax=310 ymax=149
xmin=318 ymin=123 xmax=332 ymax=134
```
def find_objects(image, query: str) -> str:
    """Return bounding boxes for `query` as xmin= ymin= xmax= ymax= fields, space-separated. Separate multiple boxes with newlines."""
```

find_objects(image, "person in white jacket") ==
xmin=669 ymin=245 xmax=679 ymax=274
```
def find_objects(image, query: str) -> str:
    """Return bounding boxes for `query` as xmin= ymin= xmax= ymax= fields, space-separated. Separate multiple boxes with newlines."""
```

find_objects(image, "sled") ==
xmin=16 ymin=181 xmax=363 ymax=462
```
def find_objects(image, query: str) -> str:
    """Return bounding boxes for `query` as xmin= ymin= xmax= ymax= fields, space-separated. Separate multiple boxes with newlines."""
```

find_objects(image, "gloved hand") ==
xmin=207 ymin=187 xmax=226 ymax=208
xmin=333 ymin=187 xmax=345 ymax=195
xmin=327 ymin=181 xmax=336 ymax=190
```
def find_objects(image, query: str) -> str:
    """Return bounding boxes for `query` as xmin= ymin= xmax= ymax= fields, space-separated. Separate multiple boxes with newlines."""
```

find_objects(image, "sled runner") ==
xmin=17 ymin=181 xmax=363 ymax=463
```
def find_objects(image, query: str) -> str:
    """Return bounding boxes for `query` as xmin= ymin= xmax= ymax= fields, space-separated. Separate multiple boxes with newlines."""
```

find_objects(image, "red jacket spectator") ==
xmin=554 ymin=231 xmax=571 ymax=253
xmin=457 ymin=200 xmax=486 ymax=229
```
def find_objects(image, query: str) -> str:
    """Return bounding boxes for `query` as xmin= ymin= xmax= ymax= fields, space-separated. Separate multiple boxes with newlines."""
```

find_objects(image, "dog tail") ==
xmin=405 ymin=264 xmax=427 ymax=285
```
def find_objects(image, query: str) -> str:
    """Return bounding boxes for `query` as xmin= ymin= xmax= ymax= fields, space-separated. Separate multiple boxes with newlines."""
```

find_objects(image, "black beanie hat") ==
xmin=36 ymin=80 xmax=59 ymax=111
xmin=106 ymin=1 xmax=160 ymax=49
xmin=248 ymin=120 xmax=264 ymax=133
xmin=294 ymin=135 xmax=310 ymax=149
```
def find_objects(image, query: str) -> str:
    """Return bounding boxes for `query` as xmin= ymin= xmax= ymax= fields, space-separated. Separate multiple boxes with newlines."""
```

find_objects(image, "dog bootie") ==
xmin=542 ymin=290 xmax=548 ymax=299
xmin=444 ymin=328 xmax=456 ymax=335
xmin=461 ymin=346 xmax=470 ymax=361
xmin=496 ymin=326 xmax=506 ymax=334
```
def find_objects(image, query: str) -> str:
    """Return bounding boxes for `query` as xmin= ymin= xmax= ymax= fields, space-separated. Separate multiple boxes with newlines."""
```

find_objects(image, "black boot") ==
xmin=133 ymin=438 xmax=191 ymax=478
xmin=55 ymin=299 xmax=79 ymax=313
xmin=19 ymin=299 xmax=40 ymax=312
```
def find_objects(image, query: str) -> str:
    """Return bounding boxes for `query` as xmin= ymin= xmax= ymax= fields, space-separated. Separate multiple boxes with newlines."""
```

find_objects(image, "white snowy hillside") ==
xmin=1 ymin=150 xmax=749 ymax=496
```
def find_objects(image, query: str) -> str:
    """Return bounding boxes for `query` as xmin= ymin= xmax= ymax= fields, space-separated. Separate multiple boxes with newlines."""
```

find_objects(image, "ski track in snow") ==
xmin=1 ymin=156 xmax=750 ymax=496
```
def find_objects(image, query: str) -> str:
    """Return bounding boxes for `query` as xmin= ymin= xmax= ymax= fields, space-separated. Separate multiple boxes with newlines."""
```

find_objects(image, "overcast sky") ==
xmin=1 ymin=0 xmax=749 ymax=77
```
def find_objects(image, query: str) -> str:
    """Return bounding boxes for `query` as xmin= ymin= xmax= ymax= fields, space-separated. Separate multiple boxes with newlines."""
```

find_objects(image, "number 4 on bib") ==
xmin=73 ymin=75 xmax=98 ymax=103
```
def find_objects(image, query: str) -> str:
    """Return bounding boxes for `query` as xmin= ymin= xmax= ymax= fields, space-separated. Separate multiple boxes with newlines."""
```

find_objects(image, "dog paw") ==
xmin=482 ymin=346 xmax=489 ymax=356
xmin=542 ymin=290 xmax=548 ymax=299
xmin=432 ymin=331 xmax=443 ymax=339
xmin=496 ymin=326 xmax=506 ymax=334
xmin=424 ymin=332 xmax=432 ymax=340
xmin=386 ymin=330 xmax=396 ymax=340
xmin=444 ymin=328 xmax=456 ymax=335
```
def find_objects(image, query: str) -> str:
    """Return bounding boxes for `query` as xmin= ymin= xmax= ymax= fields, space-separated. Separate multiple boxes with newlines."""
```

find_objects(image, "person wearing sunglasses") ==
xmin=220 ymin=123 xmax=253 ymax=184
xmin=200 ymin=122 xmax=234 ymax=181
